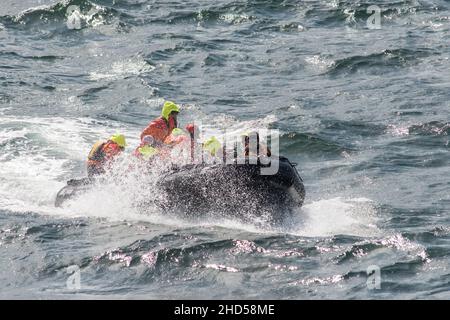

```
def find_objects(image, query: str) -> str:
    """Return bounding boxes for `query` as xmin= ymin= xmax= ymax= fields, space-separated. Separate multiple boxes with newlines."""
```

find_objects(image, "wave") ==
xmin=386 ymin=121 xmax=450 ymax=150
xmin=5 ymin=197 xmax=381 ymax=263
xmin=408 ymin=121 xmax=450 ymax=136
xmin=0 ymin=209 xmax=436 ymax=299
xmin=2 ymin=0 xmax=448 ymax=34
xmin=281 ymin=131 xmax=352 ymax=159
xmin=141 ymin=0 xmax=450 ymax=30
xmin=304 ymin=0 xmax=443 ymax=27
xmin=0 ymin=0 xmax=299 ymax=32
xmin=149 ymin=5 xmax=256 ymax=26
xmin=336 ymin=233 xmax=429 ymax=264
xmin=0 ymin=51 xmax=64 ymax=61
xmin=326 ymin=48 xmax=438 ymax=76
xmin=0 ymin=0 xmax=128 ymax=33
xmin=88 ymin=55 xmax=155 ymax=80
xmin=0 ymin=93 xmax=12 ymax=104
xmin=322 ymin=119 xmax=387 ymax=137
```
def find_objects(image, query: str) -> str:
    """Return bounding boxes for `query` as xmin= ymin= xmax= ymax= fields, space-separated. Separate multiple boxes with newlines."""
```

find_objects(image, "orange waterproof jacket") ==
xmin=87 ymin=141 xmax=122 ymax=169
xmin=140 ymin=116 xmax=176 ymax=142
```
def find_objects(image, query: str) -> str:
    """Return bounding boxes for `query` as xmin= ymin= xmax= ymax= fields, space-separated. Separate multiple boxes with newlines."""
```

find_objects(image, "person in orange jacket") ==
xmin=87 ymin=133 xmax=126 ymax=177
xmin=140 ymin=101 xmax=180 ymax=143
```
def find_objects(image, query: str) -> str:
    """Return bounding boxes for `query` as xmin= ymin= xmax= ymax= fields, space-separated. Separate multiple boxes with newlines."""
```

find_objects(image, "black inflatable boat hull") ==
xmin=156 ymin=157 xmax=305 ymax=222
xmin=55 ymin=157 xmax=305 ymax=223
xmin=54 ymin=178 xmax=93 ymax=208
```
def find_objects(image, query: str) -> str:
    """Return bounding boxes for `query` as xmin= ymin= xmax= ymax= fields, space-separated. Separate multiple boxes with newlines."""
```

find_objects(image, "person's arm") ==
xmin=260 ymin=144 xmax=271 ymax=157
xmin=140 ymin=123 xmax=153 ymax=141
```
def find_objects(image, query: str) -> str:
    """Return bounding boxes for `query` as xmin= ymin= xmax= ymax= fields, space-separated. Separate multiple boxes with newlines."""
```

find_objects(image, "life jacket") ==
xmin=203 ymin=136 xmax=222 ymax=156
xmin=87 ymin=141 xmax=121 ymax=167
xmin=140 ymin=116 xmax=176 ymax=143
xmin=88 ymin=141 xmax=107 ymax=163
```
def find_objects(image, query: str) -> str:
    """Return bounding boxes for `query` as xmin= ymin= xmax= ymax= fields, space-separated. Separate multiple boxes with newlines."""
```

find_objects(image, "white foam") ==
xmin=0 ymin=115 xmax=381 ymax=239
xmin=0 ymin=111 xmax=280 ymax=219
xmin=47 ymin=173 xmax=381 ymax=238
xmin=13 ymin=4 xmax=54 ymax=22
xmin=219 ymin=13 xmax=252 ymax=24
xmin=0 ymin=115 xmax=140 ymax=212
xmin=305 ymin=55 xmax=336 ymax=72
xmin=0 ymin=115 xmax=140 ymax=158
xmin=89 ymin=57 xmax=155 ymax=80
xmin=387 ymin=124 xmax=410 ymax=137
xmin=285 ymin=197 xmax=381 ymax=237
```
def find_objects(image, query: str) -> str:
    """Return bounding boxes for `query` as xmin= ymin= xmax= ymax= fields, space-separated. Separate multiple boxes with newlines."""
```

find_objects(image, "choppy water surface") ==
xmin=0 ymin=0 xmax=449 ymax=299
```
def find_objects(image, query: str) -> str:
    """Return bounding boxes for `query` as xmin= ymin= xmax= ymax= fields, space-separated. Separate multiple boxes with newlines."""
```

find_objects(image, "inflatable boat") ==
xmin=55 ymin=156 xmax=305 ymax=223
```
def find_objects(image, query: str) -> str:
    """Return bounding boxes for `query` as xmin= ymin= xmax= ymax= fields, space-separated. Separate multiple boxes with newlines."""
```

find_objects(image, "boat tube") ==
xmin=55 ymin=156 xmax=305 ymax=223
xmin=54 ymin=177 xmax=93 ymax=208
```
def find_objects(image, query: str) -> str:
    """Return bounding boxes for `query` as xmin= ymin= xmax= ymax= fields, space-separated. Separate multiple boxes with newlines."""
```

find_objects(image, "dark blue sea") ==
xmin=0 ymin=0 xmax=449 ymax=299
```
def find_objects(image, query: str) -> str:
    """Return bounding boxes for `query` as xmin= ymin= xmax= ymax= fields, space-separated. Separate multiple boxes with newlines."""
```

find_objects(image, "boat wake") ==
xmin=0 ymin=114 xmax=377 ymax=238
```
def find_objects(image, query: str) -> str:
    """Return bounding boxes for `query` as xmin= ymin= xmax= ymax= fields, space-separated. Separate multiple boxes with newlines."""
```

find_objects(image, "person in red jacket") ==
xmin=140 ymin=101 xmax=180 ymax=143
xmin=87 ymin=133 xmax=126 ymax=177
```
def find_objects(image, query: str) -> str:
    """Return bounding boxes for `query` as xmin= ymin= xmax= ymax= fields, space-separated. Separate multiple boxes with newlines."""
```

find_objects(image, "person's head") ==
xmin=186 ymin=124 xmax=203 ymax=146
xmin=203 ymin=136 xmax=221 ymax=156
xmin=109 ymin=133 xmax=126 ymax=150
xmin=241 ymin=131 xmax=259 ymax=145
xmin=241 ymin=131 xmax=260 ymax=156
xmin=161 ymin=101 xmax=180 ymax=126
xmin=185 ymin=123 xmax=195 ymax=136
xmin=185 ymin=123 xmax=200 ymax=138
